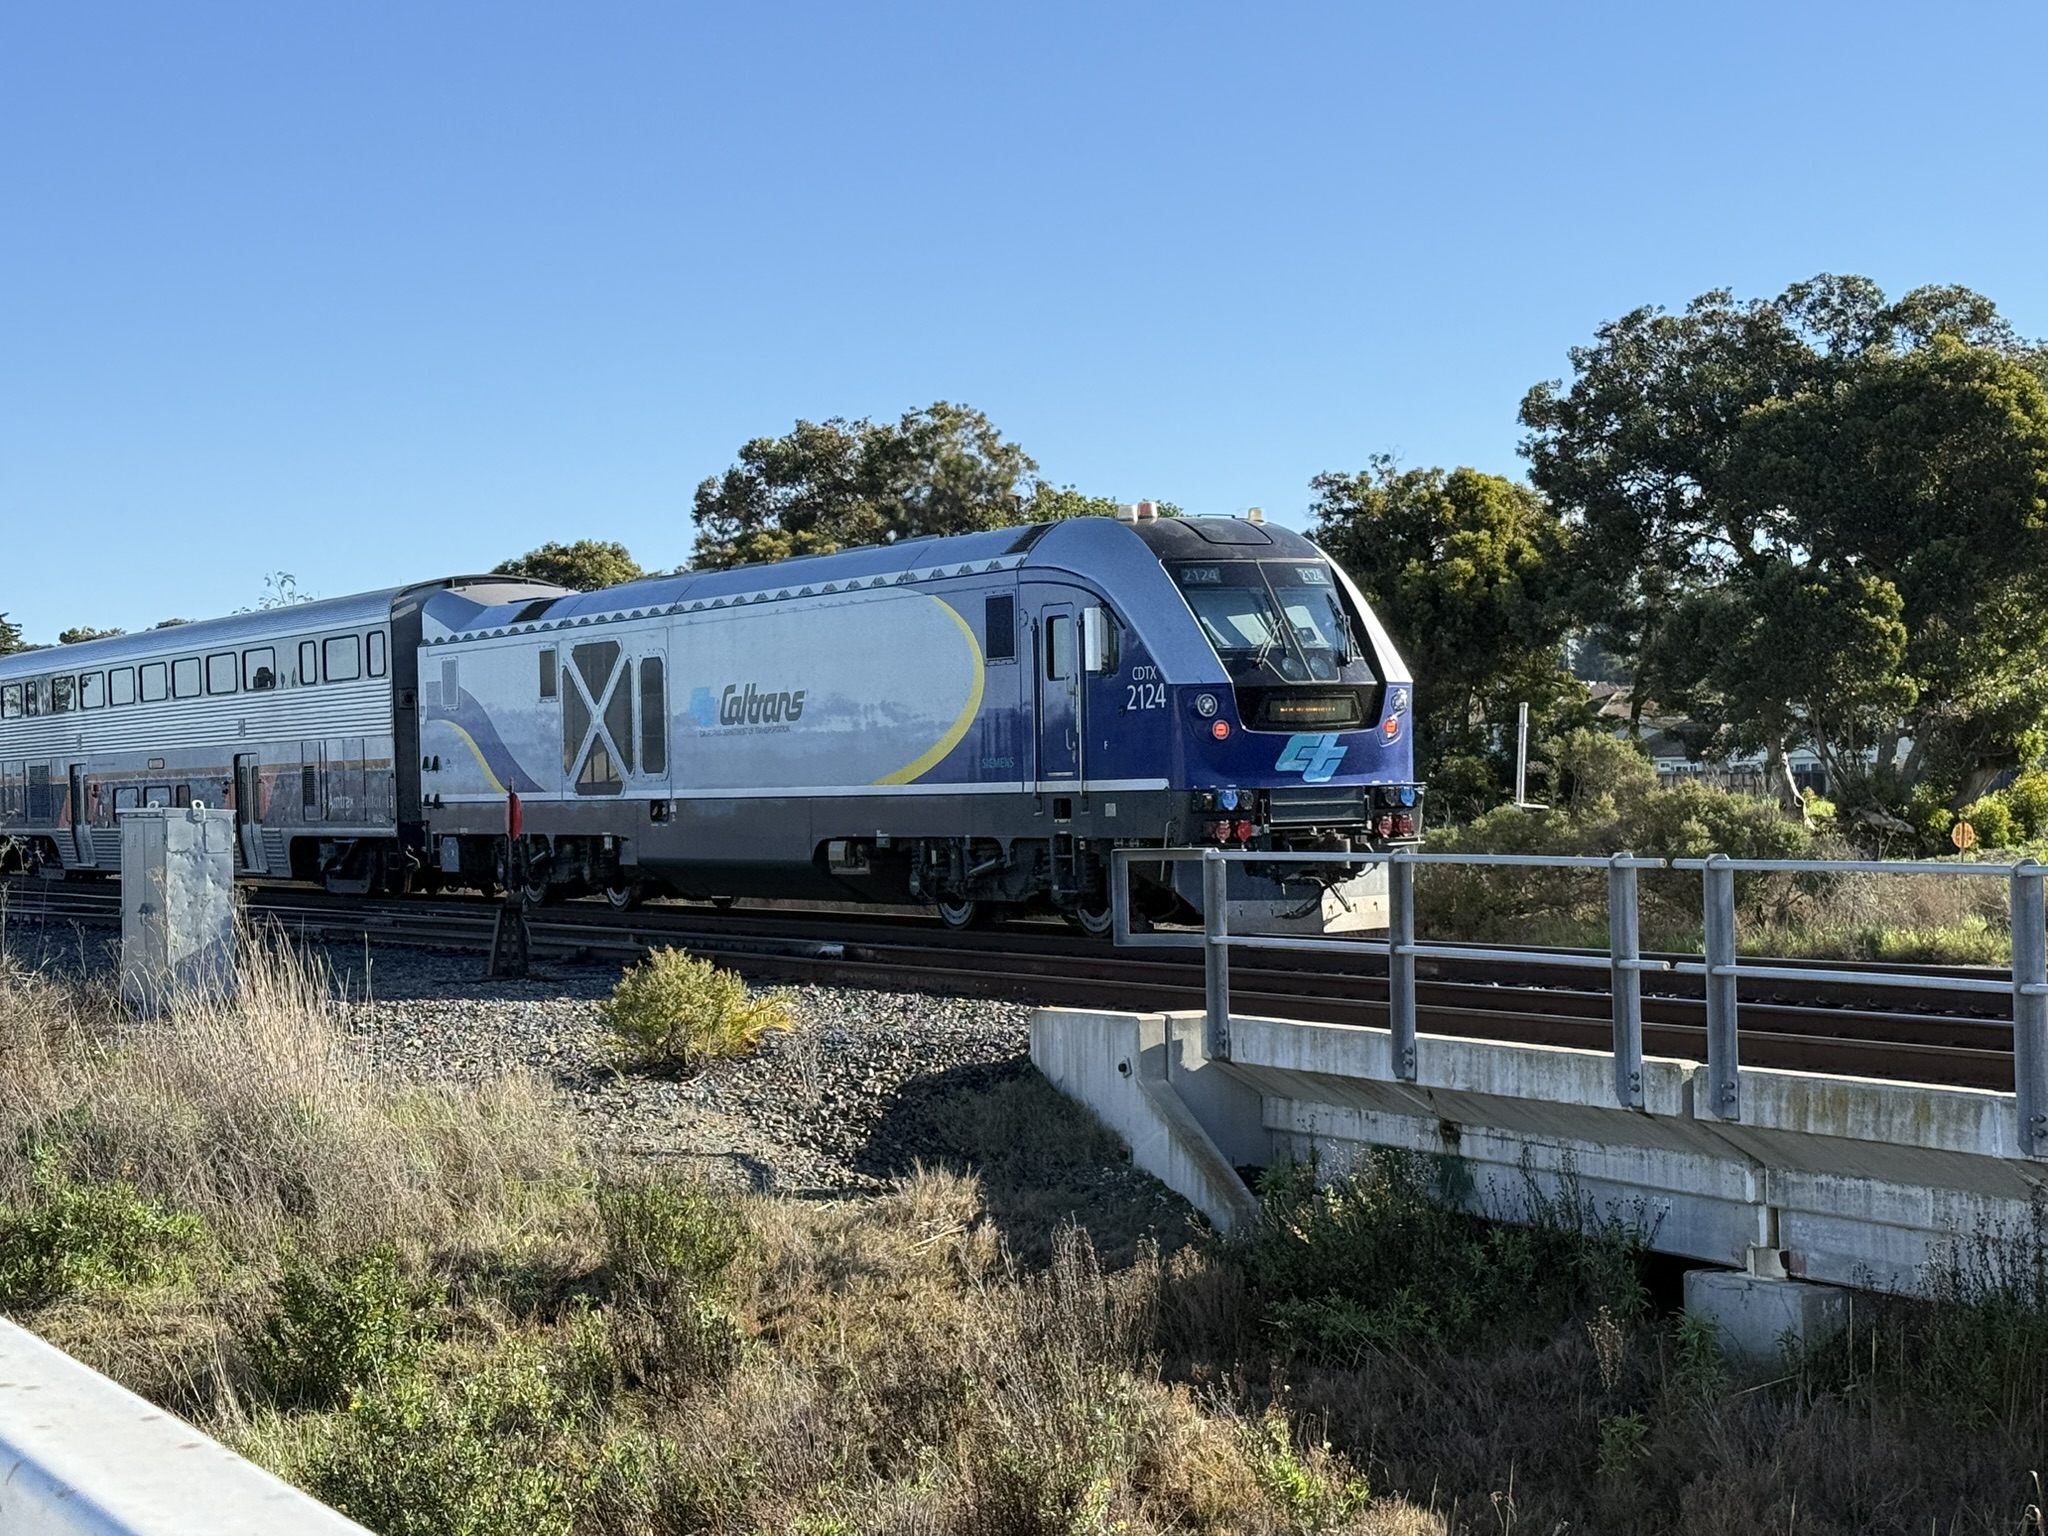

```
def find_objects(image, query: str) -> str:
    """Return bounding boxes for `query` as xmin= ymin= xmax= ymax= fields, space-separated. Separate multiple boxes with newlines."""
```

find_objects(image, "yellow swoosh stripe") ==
xmin=874 ymin=597 xmax=986 ymax=785
xmin=441 ymin=723 xmax=509 ymax=795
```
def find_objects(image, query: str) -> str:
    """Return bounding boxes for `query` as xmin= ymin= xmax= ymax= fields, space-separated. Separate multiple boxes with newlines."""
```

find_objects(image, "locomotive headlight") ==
xmin=1398 ymin=785 xmax=1417 ymax=807
xmin=1217 ymin=789 xmax=1240 ymax=811
xmin=1194 ymin=692 xmax=1219 ymax=719
xmin=1391 ymin=686 xmax=1410 ymax=714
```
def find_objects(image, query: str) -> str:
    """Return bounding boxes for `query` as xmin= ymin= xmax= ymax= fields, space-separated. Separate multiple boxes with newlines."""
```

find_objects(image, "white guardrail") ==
xmin=0 ymin=1318 xmax=367 ymax=1535
xmin=1111 ymin=848 xmax=2048 ymax=1158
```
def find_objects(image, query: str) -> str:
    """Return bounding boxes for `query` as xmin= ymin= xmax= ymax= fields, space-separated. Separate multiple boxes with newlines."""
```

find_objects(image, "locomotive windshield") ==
xmin=1171 ymin=560 xmax=1378 ymax=687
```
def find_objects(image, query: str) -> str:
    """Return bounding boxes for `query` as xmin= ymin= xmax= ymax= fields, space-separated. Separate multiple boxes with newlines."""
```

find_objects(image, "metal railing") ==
xmin=1110 ymin=847 xmax=2048 ymax=1157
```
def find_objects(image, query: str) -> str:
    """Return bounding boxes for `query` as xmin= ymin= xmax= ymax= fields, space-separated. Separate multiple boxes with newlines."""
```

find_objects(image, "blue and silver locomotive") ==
xmin=417 ymin=509 xmax=1421 ymax=932
xmin=1 ymin=510 xmax=1420 ymax=932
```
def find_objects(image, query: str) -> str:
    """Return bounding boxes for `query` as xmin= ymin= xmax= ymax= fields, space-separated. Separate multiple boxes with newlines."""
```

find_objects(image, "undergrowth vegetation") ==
xmin=598 ymin=947 xmax=792 ymax=1069
xmin=1424 ymin=729 xmax=2022 ymax=964
xmin=6 ymin=936 xmax=2048 ymax=1533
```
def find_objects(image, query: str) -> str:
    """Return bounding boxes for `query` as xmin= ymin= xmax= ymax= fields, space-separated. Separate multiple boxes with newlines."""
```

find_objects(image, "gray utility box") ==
xmin=119 ymin=805 xmax=237 ymax=1012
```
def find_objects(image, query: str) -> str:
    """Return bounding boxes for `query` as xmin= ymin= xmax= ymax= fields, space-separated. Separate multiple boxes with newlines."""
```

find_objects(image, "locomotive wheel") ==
xmin=603 ymin=880 xmax=644 ymax=912
xmin=1063 ymin=899 xmax=1116 ymax=939
xmin=935 ymin=896 xmax=989 ymax=930
xmin=521 ymin=873 xmax=558 ymax=907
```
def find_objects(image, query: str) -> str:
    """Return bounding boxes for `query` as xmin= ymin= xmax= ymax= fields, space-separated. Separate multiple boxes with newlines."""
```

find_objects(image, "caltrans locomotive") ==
xmin=1 ymin=509 xmax=1421 ymax=934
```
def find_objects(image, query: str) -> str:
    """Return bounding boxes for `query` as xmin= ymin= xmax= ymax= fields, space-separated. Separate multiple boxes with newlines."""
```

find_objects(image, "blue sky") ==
xmin=4 ymin=1 xmax=2044 ymax=639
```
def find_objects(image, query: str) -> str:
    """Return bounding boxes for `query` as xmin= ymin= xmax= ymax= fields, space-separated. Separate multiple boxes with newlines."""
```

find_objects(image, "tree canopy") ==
xmin=58 ymin=626 xmax=126 ymax=644
xmin=493 ymin=540 xmax=646 ymax=592
xmin=1521 ymin=274 xmax=2048 ymax=809
xmin=1311 ymin=459 xmax=1586 ymax=817
xmin=0 ymin=613 xmax=24 ymax=656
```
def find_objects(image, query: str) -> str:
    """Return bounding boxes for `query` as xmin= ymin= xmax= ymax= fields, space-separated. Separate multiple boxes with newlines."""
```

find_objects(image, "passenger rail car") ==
xmin=0 ymin=578 xmax=565 ymax=891
xmin=418 ymin=513 xmax=1422 ymax=932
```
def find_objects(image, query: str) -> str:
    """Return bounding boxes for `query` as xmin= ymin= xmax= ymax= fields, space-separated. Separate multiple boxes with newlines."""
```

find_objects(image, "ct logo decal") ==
xmin=1275 ymin=733 xmax=1346 ymax=784
xmin=686 ymin=687 xmax=719 ymax=728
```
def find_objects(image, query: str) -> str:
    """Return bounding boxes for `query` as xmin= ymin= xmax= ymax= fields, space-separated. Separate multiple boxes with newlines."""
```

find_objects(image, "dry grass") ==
xmin=0 ymin=938 xmax=1435 ymax=1536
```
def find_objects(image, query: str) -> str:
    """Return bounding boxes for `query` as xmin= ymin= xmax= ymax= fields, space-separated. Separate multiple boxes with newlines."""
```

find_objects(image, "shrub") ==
xmin=253 ymin=1247 xmax=429 ymax=1408
xmin=597 ymin=1173 xmax=751 ymax=1388
xmin=305 ymin=1349 xmax=582 ymax=1536
xmin=599 ymin=948 xmax=791 ymax=1069
xmin=0 ymin=1156 xmax=209 ymax=1306
xmin=2007 ymin=768 xmax=2048 ymax=841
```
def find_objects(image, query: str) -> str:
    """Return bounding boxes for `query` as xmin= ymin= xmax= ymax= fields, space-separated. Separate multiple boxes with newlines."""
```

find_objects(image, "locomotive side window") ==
xmin=985 ymin=595 xmax=1016 ymax=662
xmin=171 ymin=658 xmax=201 ymax=698
xmin=298 ymin=640 xmax=318 ymax=687
xmin=109 ymin=667 xmax=136 ymax=706
xmin=140 ymin=663 xmax=168 ymax=703
xmin=0 ymin=684 xmax=18 ymax=719
xmin=51 ymin=675 xmax=73 ymax=713
xmin=243 ymin=649 xmax=277 ymax=691
xmin=1046 ymin=615 xmax=1075 ymax=681
xmin=539 ymin=648 xmax=557 ymax=699
xmin=79 ymin=672 xmax=104 ymax=710
xmin=639 ymin=658 xmax=666 ymax=775
xmin=368 ymin=632 xmax=388 ymax=678
xmin=206 ymin=652 xmax=238 ymax=695
xmin=324 ymin=634 xmax=362 ymax=683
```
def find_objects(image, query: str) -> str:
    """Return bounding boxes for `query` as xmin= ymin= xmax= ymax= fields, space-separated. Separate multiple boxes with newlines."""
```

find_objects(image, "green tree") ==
xmin=1310 ymin=459 xmax=1587 ymax=819
xmin=0 ymin=613 xmax=27 ymax=655
xmin=492 ymin=540 xmax=644 ymax=592
xmin=691 ymin=401 xmax=1043 ymax=569
xmin=1521 ymin=274 xmax=2048 ymax=813
xmin=57 ymin=627 xmax=126 ymax=644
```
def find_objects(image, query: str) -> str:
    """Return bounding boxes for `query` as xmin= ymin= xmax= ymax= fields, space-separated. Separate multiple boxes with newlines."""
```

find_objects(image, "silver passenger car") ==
xmin=0 ymin=577 xmax=562 ymax=891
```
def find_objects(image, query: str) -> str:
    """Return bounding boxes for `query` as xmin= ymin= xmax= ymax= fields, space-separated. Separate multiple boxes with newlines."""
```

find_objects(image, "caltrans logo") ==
xmin=1275 ymin=733 xmax=1346 ymax=784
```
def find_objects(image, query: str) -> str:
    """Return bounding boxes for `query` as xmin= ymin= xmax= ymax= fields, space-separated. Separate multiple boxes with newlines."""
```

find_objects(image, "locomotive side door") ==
xmin=1034 ymin=599 xmax=1082 ymax=785
xmin=634 ymin=650 xmax=670 ymax=796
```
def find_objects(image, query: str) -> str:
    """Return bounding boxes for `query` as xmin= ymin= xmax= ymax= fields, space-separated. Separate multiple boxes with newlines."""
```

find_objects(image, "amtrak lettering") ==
xmin=719 ymin=683 xmax=806 ymax=726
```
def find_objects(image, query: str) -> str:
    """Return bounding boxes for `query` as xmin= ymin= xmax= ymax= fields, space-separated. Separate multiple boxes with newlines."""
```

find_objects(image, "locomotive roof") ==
xmin=424 ymin=516 xmax=1331 ymax=641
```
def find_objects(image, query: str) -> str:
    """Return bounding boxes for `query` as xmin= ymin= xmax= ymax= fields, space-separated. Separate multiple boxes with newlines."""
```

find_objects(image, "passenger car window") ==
xmin=24 ymin=681 xmax=41 ymax=717
xmin=243 ymin=649 xmax=277 ymax=691
xmin=140 ymin=663 xmax=168 ymax=703
xmin=79 ymin=673 xmax=104 ymax=709
xmin=51 ymin=676 xmax=73 ymax=713
xmin=171 ymin=658 xmax=201 ymax=698
xmin=0 ymin=684 xmax=19 ymax=719
xmin=109 ymin=668 xmax=136 ymax=706
xmin=324 ymin=635 xmax=362 ymax=683
xmin=368 ymin=632 xmax=387 ymax=678
xmin=114 ymin=786 xmax=141 ymax=812
xmin=206 ymin=652 xmax=238 ymax=695
xmin=298 ymin=640 xmax=319 ymax=686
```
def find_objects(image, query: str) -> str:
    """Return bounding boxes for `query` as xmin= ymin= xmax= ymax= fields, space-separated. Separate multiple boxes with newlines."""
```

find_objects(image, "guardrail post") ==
xmin=1702 ymin=852 xmax=1739 ymax=1119
xmin=1202 ymin=848 xmax=1231 ymax=1061
xmin=1389 ymin=850 xmax=1417 ymax=1081
xmin=1608 ymin=853 xmax=1644 ymax=1109
xmin=2012 ymin=860 xmax=2048 ymax=1157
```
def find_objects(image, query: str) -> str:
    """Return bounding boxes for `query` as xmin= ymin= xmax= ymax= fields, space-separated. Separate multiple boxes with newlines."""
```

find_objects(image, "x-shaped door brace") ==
xmin=566 ymin=649 xmax=630 ymax=781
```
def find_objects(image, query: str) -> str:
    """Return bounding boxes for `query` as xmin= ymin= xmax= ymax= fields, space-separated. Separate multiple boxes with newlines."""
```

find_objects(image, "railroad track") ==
xmin=0 ymin=876 xmax=2019 ymax=1092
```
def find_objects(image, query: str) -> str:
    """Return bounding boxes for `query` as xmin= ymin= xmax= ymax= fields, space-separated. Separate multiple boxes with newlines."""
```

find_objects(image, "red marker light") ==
xmin=1212 ymin=719 xmax=1231 ymax=740
xmin=1208 ymin=820 xmax=1234 ymax=842
xmin=1233 ymin=820 xmax=1255 ymax=842
xmin=1382 ymin=716 xmax=1400 ymax=739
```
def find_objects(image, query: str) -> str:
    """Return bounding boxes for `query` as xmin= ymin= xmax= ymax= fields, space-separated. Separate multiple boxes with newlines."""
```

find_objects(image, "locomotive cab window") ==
xmin=243 ymin=649 xmax=277 ymax=691
xmin=297 ymin=640 xmax=318 ymax=687
xmin=984 ymin=595 xmax=1016 ymax=662
xmin=1046 ymin=615 xmax=1075 ymax=681
xmin=539 ymin=648 xmax=557 ymax=699
xmin=206 ymin=652 xmax=238 ymax=695
xmin=171 ymin=658 xmax=201 ymax=698
xmin=140 ymin=663 xmax=168 ymax=703
xmin=324 ymin=634 xmax=362 ymax=683
xmin=109 ymin=667 xmax=135 ymax=707
xmin=79 ymin=672 xmax=104 ymax=710
xmin=368 ymin=632 xmax=387 ymax=678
